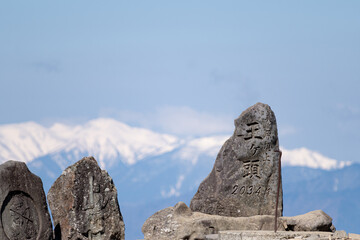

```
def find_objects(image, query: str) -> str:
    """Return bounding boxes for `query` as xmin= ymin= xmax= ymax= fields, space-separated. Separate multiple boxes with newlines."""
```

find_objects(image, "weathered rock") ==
xmin=218 ymin=230 xmax=343 ymax=240
xmin=281 ymin=210 xmax=336 ymax=232
xmin=190 ymin=103 xmax=283 ymax=217
xmin=142 ymin=202 xmax=335 ymax=240
xmin=48 ymin=156 xmax=125 ymax=240
xmin=0 ymin=160 xmax=53 ymax=240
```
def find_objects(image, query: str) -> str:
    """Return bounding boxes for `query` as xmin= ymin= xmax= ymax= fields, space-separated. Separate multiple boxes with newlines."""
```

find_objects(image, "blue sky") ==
xmin=1 ymin=1 xmax=359 ymax=163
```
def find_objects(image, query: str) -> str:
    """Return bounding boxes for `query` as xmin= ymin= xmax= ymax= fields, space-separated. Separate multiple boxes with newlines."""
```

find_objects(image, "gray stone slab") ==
xmin=142 ymin=201 xmax=334 ymax=240
xmin=218 ymin=231 xmax=334 ymax=240
xmin=48 ymin=156 xmax=125 ymax=240
xmin=349 ymin=233 xmax=360 ymax=239
xmin=0 ymin=160 xmax=53 ymax=240
xmin=206 ymin=234 xmax=220 ymax=239
xmin=191 ymin=103 xmax=283 ymax=217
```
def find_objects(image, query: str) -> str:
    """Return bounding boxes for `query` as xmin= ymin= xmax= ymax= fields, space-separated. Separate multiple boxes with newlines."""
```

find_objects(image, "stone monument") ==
xmin=190 ymin=102 xmax=283 ymax=217
xmin=47 ymin=156 xmax=125 ymax=240
xmin=142 ymin=103 xmax=338 ymax=239
xmin=0 ymin=160 xmax=53 ymax=240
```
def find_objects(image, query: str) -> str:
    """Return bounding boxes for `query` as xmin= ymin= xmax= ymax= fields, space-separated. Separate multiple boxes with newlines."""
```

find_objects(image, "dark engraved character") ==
xmin=264 ymin=151 xmax=271 ymax=162
xmin=255 ymin=187 xmax=261 ymax=195
xmin=231 ymin=185 xmax=238 ymax=195
xmin=247 ymin=186 xmax=253 ymax=195
xmin=7 ymin=194 xmax=37 ymax=240
xmin=250 ymin=144 xmax=261 ymax=156
xmin=264 ymin=143 xmax=271 ymax=150
xmin=244 ymin=122 xmax=263 ymax=140
xmin=243 ymin=160 xmax=261 ymax=179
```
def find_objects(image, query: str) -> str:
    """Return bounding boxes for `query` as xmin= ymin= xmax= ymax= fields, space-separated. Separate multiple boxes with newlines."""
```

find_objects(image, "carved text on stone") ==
xmin=2 ymin=192 xmax=39 ymax=240
xmin=242 ymin=160 xmax=261 ymax=179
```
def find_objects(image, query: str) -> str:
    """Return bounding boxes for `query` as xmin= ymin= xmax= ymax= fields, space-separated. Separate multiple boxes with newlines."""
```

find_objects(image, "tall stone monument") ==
xmin=0 ymin=160 xmax=53 ymax=240
xmin=190 ymin=102 xmax=282 ymax=217
xmin=47 ymin=156 xmax=125 ymax=240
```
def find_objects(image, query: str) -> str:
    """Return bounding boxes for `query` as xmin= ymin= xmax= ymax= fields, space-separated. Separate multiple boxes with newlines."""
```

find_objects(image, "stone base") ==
xmin=349 ymin=233 xmax=360 ymax=240
xmin=142 ymin=201 xmax=336 ymax=240
xmin=216 ymin=230 xmax=351 ymax=240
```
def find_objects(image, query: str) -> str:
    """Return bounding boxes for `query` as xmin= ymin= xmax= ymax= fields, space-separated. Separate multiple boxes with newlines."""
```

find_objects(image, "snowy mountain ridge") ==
xmin=0 ymin=118 xmax=351 ymax=170
xmin=0 ymin=118 xmax=180 ymax=167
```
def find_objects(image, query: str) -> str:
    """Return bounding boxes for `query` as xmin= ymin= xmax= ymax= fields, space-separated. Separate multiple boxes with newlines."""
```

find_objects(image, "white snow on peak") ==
xmin=176 ymin=135 xmax=229 ymax=165
xmin=0 ymin=118 xmax=180 ymax=166
xmin=281 ymin=147 xmax=352 ymax=170
xmin=63 ymin=118 xmax=180 ymax=167
xmin=49 ymin=122 xmax=82 ymax=139
xmin=0 ymin=119 xmax=352 ymax=171
xmin=0 ymin=122 xmax=66 ymax=163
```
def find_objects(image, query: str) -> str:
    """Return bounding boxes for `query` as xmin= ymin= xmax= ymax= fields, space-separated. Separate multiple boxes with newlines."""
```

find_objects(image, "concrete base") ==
xmin=217 ymin=230 xmax=348 ymax=240
xmin=349 ymin=233 xmax=360 ymax=240
xmin=205 ymin=234 xmax=220 ymax=240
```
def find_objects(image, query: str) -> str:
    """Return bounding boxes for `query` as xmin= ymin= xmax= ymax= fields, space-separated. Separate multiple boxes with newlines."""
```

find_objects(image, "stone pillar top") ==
xmin=48 ymin=156 xmax=125 ymax=240
xmin=0 ymin=160 xmax=53 ymax=240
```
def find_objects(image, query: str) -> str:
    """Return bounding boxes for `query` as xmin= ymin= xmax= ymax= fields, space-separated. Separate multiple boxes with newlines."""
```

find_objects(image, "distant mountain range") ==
xmin=0 ymin=118 xmax=358 ymax=239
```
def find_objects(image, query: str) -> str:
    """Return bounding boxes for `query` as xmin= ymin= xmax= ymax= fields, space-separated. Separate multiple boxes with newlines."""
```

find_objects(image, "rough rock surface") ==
xmin=142 ymin=202 xmax=335 ymax=240
xmin=218 ymin=230 xmax=345 ymax=240
xmin=0 ymin=160 xmax=53 ymax=240
xmin=190 ymin=102 xmax=283 ymax=217
xmin=48 ymin=156 xmax=125 ymax=240
xmin=282 ymin=211 xmax=336 ymax=232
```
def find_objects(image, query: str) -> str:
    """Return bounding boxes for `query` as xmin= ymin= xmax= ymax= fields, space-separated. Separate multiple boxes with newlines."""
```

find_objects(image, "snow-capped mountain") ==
xmin=0 ymin=121 xmax=65 ymax=163
xmin=0 ymin=118 xmax=351 ymax=170
xmin=0 ymin=118 xmax=180 ymax=167
xmin=0 ymin=118 xmax=358 ymax=239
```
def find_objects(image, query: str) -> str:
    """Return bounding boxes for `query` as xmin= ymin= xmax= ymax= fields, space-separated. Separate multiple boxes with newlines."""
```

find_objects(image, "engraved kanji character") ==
xmin=243 ymin=160 xmax=261 ymax=179
xmin=9 ymin=195 xmax=36 ymax=239
xmin=250 ymin=144 xmax=261 ymax=156
xmin=244 ymin=122 xmax=263 ymax=140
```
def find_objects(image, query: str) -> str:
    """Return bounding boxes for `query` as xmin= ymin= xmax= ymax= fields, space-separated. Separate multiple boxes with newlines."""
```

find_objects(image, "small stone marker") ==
xmin=48 ymin=156 xmax=125 ymax=240
xmin=0 ymin=160 xmax=53 ymax=240
xmin=190 ymin=103 xmax=283 ymax=217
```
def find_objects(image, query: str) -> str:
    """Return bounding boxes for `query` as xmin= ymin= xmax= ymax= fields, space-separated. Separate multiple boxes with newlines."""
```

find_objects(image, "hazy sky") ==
xmin=1 ymin=1 xmax=359 ymax=163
